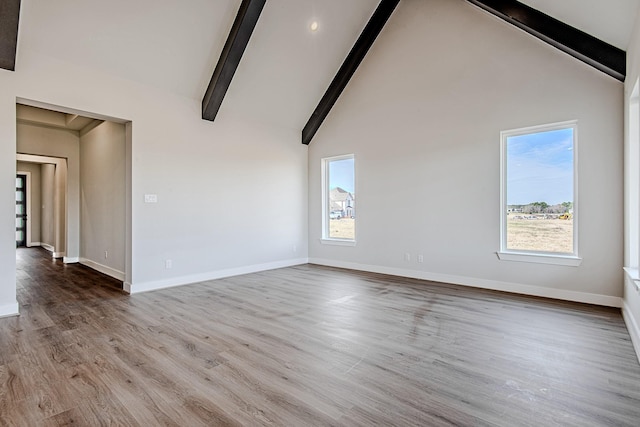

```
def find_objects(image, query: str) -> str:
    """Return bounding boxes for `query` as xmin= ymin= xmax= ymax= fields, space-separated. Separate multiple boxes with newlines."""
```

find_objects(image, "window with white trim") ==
xmin=499 ymin=121 xmax=579 ymax=265
xmin=322 ymin=154 xmax=355 ymax=244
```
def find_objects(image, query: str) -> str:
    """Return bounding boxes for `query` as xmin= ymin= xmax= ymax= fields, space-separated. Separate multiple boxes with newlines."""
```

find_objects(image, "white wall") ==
xmin=0 ymin=78 xmax=17 ymax=316
xmin=16 ymin=161 xmax=41 ymax=244
xmin=79 ymin=121 xmax=126 ymax=280
xmin=624 ymin=2 xmax=640 ymax=361
xmin=309 ymin=0 xmax=624 ymax=306
xmin=0 ymin=15 xmax=308 ymax=314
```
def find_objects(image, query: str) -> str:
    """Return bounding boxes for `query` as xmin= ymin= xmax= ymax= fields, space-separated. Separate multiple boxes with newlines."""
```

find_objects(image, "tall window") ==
xmin=627 ymin=80 xmax=640 ymax=270
xmin=322 ymin=154 xmax=355 ymax=243
xmin=500 ymin=121 xmax=579 ymax=264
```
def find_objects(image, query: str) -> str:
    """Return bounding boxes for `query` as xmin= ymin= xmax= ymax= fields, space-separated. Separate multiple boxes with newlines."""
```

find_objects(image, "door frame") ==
xmin=17 ymin=154 xmax=67 ymax=258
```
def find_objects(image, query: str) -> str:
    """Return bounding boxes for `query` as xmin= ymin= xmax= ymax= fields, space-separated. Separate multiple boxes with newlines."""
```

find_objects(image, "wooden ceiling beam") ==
xmin=0 ymin=0 xmax=21 ymax=71
xmin=202 ymin=0 xmax=266 ymax=121
xmin=302 ymin=0 xmax=400 ymax=145
xmin=467 ymin=0 xmax=625 ymax=81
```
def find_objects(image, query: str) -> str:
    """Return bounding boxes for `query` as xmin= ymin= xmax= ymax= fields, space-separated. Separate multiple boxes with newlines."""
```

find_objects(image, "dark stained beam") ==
xmin=467 ymin=0 xmax=625 ymax=81
xmin=0 ymin=0 xmax=21 ymax=71
xmin=202 ymin=0 xmax=266 ymax=121
xmin=302 ymin=0 xmax=400 ymax=145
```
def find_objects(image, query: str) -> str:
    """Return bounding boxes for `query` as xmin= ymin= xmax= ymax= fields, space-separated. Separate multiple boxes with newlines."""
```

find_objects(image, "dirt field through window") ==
xmin=329 ymin=218 xmax=355 ymax=240
xmin=507 ymin=216 xmax=573 ymax=253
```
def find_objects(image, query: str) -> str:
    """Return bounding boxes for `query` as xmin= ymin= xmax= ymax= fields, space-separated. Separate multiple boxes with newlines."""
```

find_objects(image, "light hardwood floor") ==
xmin=1 ymin=247 xmax=640 ymax=426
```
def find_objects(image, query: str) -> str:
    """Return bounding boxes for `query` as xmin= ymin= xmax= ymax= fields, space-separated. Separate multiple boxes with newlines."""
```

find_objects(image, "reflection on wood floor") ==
xmin=2 ymin=247 xmax=640 ymax=425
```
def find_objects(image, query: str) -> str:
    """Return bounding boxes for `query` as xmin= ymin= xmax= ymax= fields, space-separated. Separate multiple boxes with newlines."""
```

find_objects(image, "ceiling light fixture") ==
xmin=310 ymin=21 xmax=319 ymax=32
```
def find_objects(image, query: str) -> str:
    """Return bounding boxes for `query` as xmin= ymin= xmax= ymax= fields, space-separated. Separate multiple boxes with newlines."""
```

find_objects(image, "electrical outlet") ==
xmin=293 ymin=245 xmax=297 ymax=253
xmin=165 ymin=259 xmax=172 ymax=269
xmin=404 ymin=253 xmax=411 ymax=262
xmin=418 ymin=254 xmax=424 ymax=263
xmin=104 ymin=250 xmax=108 ymax=259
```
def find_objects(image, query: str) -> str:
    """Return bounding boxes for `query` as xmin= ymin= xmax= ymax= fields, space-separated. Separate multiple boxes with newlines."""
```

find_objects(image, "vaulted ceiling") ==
xmin=4 ymin=0 xmax=640 ymax=143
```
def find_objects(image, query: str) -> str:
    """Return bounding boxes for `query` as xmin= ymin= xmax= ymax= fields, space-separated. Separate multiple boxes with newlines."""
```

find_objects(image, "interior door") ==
xmin=16 ymin=174 xmax=27 ymax=247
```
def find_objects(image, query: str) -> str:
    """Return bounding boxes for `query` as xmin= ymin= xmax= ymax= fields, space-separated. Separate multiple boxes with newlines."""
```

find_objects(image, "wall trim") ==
xmin=41 ymin=243 xmax=54 ymax=252
xmin=308 ymin=258 xmax=622 ymax=308
xmin=64 ymin=257 xmax=79 ymax=264
xmin=0 ymin=302 xmax=19 ymax=318
xmin=80 ymin=258 xmax=125 ymax=281
xmin=622 ymin=301 xmax=640 ymax=364
xmin=27 ymin=241 xmax=42 ymax=247
xmin=53 ymin=252 xmax=65 ymax=259
xmin=125 ymin=258 xmax=309 ymax=294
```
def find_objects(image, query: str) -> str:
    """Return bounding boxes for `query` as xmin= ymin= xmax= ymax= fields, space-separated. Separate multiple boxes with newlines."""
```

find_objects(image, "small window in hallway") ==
xmin=16 ymin=174 xmax=27 ymax=247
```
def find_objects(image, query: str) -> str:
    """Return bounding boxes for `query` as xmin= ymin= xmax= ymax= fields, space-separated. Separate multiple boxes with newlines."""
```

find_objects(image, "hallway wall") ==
xmin=79 ymin=121 xmax=126 ymax=279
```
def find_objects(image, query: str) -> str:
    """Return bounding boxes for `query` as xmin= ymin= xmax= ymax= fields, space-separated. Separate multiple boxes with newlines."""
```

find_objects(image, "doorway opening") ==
xmin=15 ymin=99 xmax=132 ymax=289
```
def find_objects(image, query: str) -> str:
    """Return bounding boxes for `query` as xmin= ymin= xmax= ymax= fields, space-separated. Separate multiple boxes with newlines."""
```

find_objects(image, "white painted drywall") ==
xmin=308 ymin=0 xmax=624 ymax=305
xmin=79 ymin=121 xmax=126 ymax=277
xmin=624 ymin=3 xmax=640 ymax=360
xmin=16 ymin=161 xmax=41 ymax=244
xmin=0 ymin=93 xmax=17 ymax=316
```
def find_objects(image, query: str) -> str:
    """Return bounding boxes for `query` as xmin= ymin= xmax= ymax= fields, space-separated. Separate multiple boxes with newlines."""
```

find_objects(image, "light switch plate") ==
xmin=144 ymin=194 xmax=158 ymax=203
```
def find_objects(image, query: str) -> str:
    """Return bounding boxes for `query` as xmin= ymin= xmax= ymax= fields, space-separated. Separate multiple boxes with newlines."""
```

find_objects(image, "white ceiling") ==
xmin=16 ymin=104 xmax=101 ymax=132
xmin=16 ymin=0 xmax=640 ymax=130
xmin=18 ymin=0 xmax=378 ymax=129
xmin=19 ymin=0 xmax=242 ymax=100
xmin=520 ymin=0 xmax=640 ymax=50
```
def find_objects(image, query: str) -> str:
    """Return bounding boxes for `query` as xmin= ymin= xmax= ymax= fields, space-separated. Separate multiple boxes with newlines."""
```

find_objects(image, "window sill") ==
xmin=624 ymin=267 xmax=640 ymax=281
xmin=321 ymin=238 xmax=356 ymax=247
xmin=624 ymin=268 xmax=640 ymax=292
xmin=497 ymin=251 xmax=582 ymax=266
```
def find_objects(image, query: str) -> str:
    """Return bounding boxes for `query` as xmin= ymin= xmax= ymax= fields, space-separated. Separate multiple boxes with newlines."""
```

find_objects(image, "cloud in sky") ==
xmin=507 ymin=127 xmax=573 ymax=205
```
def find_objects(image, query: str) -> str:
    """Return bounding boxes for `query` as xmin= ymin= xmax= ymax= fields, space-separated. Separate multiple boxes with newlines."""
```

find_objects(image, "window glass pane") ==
xmin=16 ymin=191 xmax=23 ymax=202
xmin=505 ymin=127 xmax=574 ymax=254
xmin=326 ymin=156 xmax=355 ymax=240
xmin=16 ymin=204 xmax=24 ymax=215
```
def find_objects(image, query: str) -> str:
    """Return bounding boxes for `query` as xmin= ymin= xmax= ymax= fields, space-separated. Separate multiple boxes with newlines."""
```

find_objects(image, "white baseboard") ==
xmin=80 ymin=258 xmax=125 ymax=281
xmin=52 ymin=252 xmax=65 ymax=259
xmin=64 ymin=257 xmax=79 ymax=264
xmin=0 ymin=302 xmax=19 ymax=318
xmin=125 ymin=258 xmax=309 ymax=294
xmin=41 ymin=243 xmax=54 ymax=252
xmin=623 ymin=301 xmax=640 ymax=364
xmin=27 ymin=241 xmax=42 ymax=247
xmin=308 ymin=258 xmax=622 ymax=308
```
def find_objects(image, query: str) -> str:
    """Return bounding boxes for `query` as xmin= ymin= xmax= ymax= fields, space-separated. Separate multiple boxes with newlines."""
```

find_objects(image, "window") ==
xmin=627 ymin=80 xmax=640 ymax=270
xmin=322 ymin=154 xmax=355 ymax=244
xmin=499 ymin=121 xmax=580 ymax=265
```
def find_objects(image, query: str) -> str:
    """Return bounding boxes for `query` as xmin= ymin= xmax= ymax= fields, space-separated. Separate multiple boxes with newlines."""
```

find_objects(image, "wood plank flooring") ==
xmin=2 ymin=247 xmax=640 ymax=426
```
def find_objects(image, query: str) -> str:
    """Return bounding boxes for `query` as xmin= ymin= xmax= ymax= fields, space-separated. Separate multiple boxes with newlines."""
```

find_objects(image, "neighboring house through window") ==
xmin=322 ymin=154 xmax=355 ymax=244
